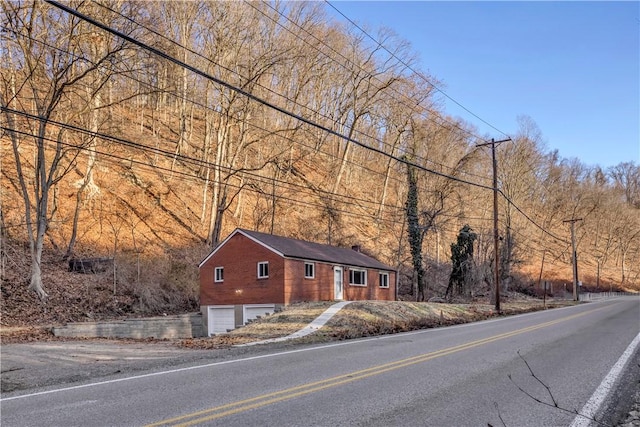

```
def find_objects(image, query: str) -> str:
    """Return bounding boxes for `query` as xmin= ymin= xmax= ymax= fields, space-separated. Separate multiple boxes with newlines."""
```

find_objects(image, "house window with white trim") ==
xmin=379 ymin=272 xmax=389 ymax=288
xmin=214 ymin=267 xmax=224 ymax=283
xmin=305 ymin=262 xmax=315 ymax=279
xmin=257 ymin=261 xmax=269 ymax=279
xmin=349 ymin=268 xmax=367 ymax=286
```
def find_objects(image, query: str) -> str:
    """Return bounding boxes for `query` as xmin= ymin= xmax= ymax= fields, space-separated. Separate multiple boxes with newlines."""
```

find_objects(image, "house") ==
xmin=199 ymin=228 xmax=397 ymax=335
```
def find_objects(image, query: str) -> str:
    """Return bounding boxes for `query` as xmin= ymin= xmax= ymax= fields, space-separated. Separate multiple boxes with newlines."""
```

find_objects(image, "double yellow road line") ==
xmin=148 ymin=307 xmax=599 ymax=427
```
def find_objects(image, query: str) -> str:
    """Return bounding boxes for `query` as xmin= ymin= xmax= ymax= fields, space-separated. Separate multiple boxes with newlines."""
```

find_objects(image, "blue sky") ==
xmin=327 ymin=1 xmax=639 ymax=169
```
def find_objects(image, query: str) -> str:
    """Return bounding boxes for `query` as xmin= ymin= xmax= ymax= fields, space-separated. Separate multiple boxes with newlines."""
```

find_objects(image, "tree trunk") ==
xmin=207 ymin=121 xmax=228 ymax=246
xmin=66 ymin=90 xmax=102 ymax=259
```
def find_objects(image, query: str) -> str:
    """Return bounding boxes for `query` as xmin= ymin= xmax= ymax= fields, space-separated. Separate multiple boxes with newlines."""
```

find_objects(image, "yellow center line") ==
xmin=147 ymin=306 xmax=603 ymax=427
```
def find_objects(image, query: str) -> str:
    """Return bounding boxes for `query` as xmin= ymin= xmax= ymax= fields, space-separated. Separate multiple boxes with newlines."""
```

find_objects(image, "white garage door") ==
xmin=208 ymin=306 xmax=235 ymax=335
xmin=243 ymin=304 xmax=275 ymax=325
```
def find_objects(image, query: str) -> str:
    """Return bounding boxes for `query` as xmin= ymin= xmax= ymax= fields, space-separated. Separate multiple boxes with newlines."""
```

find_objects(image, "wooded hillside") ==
xmin=1 ymin=1 xmax=638 ymax=323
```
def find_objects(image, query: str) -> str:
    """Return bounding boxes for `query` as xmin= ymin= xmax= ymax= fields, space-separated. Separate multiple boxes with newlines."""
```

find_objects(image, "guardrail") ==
xmin=578 ymin=291 xmax=637 ymax=301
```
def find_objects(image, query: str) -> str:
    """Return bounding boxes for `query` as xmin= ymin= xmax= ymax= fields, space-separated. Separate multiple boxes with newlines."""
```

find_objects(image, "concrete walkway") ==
xmin=237 ymin=301 xmax=352 ymax=347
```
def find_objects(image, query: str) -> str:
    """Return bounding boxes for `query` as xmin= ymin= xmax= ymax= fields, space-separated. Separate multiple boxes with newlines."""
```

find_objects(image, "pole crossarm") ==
xmin=475 ymin=138 xmax=512 ymax=148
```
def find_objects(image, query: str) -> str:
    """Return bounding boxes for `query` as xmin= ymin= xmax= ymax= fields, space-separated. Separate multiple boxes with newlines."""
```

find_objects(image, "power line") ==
xmin=497 ymin=189 xmax=569 ymax=244
xmin=5 ymin=120 xmax=571 ymax=269
xmin=4 ymin=125 xmax=422 ymax=231
xmin=325 ymin=0 xmax=512 ymax=139
xmin=89 ymin=0 xmax=405 ymax=159
xmin=3 ymin=108 xmax=503 ymax=229
xmin=4 ymin=2 xmax=493 ymax=194
xmin=1 ymin=110 xmax=400 ymax=215
xmin=44 ymin=0 xmax=498 ymax=195
xmin=26 ymin=1 xmax=564 ymax=252
xmin=4 ymin=124 xmax=507 ymax=250
xmin=5 ymin=30 xmax=445 ymax=193
xmin=91 ymin=0 xmax=492 ymax=184
xmin=246 ymin=0 xmax=492 ymax=146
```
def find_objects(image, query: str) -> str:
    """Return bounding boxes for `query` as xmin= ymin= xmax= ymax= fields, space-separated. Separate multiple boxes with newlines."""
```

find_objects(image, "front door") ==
xmin=334 ymin=266 xmax=343 ymax=300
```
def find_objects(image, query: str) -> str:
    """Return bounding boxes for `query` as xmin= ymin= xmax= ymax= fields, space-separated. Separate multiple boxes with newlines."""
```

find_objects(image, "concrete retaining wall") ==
xmin=53 ymin=313 xmax=204 ymax=339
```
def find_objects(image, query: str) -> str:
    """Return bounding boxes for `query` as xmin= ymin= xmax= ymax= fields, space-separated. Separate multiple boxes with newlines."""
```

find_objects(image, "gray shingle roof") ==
xmin=238 ymin=229 xmax=395 ymax=271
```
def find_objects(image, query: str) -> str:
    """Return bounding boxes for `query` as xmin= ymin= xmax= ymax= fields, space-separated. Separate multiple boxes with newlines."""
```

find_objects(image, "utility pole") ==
xmin=595 ymin=255 xmax=601 ymax=291
xmin=563 ymin=218 xmax=582 ymax=301
xmin=476 ymin=138 xmax=510 ymax=313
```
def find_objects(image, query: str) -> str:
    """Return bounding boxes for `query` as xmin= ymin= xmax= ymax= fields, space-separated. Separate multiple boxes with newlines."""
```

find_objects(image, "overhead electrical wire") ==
xmin=1 ymin=126 xmax=396 ymax=229
xmin=1 ymin=109 xmax=400 ymax=215
xmin=65 ymin=0 xmax=492 ymax=189
xmin=44 ymin=0 xmax=498 ymax=197
xmin=4 ymin=108 xmax=500 ymax=229
xmin=88 ymin=0 xmax=408 ymax=159
xmin=2 ymin=94 xmax=461 ymax=222
xmin=31 ymin=1 xmax=566 ymax=252
xmin=1 ymin=5 xmax=539 ymax=239
xmin=90 ymin=0 xmax=492 ymax=185
xmin=324 ymin=0 xmax=512 ymax=139
xmin=4 ymin=21 xmax=429 ymax=202
xmin=497 ymin=219 xmax=570 ymax=255
xmin=1 ymin=108 xmax=430 ymax=227
xmin=5 ymin=119 xmax=566 ymax=260
xmin=3 ymin=126 xmax=417 ymax=228
xmin=118 ymin=1 xmax=561 ymax=244
xmin=496 ymin=191 xmax=569 ymax=244
xmin=244 ymin=0 xmax=494 ymax=175
xmin=5 ymin=30 xmax=445 ymax=194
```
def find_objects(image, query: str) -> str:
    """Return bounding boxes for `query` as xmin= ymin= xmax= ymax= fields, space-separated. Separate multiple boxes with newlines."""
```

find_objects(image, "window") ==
xmin=214 ymin=267 xmax=224 ymax=283
xmin=257 ymin=261 xmax=269 ymax=279
xmin=304 ymin=262 xmax=315 ymax=279
xmin=349 ymin=268 xmax=367 ymax=286
xmin=379 ymin=272 xmax=389 ymax=288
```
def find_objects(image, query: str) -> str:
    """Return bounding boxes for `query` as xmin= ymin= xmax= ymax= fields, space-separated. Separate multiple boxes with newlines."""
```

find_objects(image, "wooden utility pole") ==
xmin=563 ymin=218 xmax=582 ymax=301
xmin=595 ymin=255 xmax=601 ymax=291
xmin=476 ymin=138 xmax=510 ymax=313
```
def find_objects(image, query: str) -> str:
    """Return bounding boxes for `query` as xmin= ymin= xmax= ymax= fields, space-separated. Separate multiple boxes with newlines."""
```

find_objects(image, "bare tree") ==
xmin=1 ymin=1 xmax=127 ymax=299
xmin=497 ymin=117 xmax=546 ymax=291
xmin=608 ymin=161 xmax=640 ymax=209
xmin=158 ymin=1 xmax=203 ymax=167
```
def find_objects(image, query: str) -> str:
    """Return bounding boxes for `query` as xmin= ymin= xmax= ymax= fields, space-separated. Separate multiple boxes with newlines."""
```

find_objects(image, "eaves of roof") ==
xmin=199 ymin=228 xmax=395 ymax=272
xmin=239 ymin=229 xmax=394 ymax=271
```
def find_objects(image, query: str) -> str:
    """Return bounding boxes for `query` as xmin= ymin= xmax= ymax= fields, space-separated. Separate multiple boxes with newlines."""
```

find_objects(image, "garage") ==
xmin=207 ymin=306 xmax=235 ymax=335
xmin=243 ymin=304 xmax=275 ymax=325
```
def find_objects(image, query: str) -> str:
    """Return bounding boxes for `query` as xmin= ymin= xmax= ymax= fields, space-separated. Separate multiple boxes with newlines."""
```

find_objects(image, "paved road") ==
xmin=2 ymin=297 xmax=639 ymax=427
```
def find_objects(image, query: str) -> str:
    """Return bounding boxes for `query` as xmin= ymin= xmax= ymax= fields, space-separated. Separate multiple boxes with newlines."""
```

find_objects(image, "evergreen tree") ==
xmin=446 ymin=225 xmax=477 ymax=299
xmin=405 ymin=161 xmax=426 ymax=301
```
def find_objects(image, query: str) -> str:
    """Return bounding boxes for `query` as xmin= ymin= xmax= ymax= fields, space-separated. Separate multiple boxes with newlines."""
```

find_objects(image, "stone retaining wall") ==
xmin=53 ymin=313 xmax=204 ymax=339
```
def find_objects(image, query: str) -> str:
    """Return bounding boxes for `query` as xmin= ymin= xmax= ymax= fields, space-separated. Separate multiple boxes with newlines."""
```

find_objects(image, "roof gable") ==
xmin=200 ymin=228 xmax=395 ymax=271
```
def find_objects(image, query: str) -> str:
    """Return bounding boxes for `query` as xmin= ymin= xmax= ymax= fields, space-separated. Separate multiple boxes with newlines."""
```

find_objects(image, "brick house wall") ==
xmin=200 ymin=234 xmax=285 ymax=305
xmin=200 ymin=229 xmax=397 ymax=307
xmin=343 ymin=268 xmax=395 ymax=301
xmin=199 ymin=228 xmax=397 ymax=335
xmin=284 ymin=259 xmax=335 ymax=303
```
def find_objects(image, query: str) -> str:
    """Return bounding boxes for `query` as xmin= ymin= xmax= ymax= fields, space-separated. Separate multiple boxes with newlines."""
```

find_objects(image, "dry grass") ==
xmin=179 ymin=299 xmax=577 ymax=349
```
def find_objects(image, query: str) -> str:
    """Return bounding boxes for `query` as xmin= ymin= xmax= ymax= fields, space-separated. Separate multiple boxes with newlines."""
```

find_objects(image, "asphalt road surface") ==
xmin=2 ymin=297 xmax=639 ymax=427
